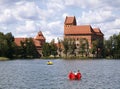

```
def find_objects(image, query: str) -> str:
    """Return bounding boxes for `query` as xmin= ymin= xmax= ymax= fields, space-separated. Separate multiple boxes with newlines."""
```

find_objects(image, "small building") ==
xmin=14 ymin=31 xmax=46 ymax=56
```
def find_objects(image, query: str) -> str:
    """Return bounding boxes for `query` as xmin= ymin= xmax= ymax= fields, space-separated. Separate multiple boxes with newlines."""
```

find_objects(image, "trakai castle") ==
xmin=14 ymin=16 xmax=104 ymax=57
xmin=64 ymin=16 xmax=104 ymax=49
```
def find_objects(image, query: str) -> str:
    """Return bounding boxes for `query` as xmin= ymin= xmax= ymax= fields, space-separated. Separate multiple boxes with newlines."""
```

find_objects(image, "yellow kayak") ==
xmin=47 ymin=61 xmax=53 ymax=65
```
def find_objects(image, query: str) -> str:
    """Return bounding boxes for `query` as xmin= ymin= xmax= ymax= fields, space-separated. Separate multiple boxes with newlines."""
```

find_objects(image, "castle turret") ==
xmin=34 ymin=31 xmax=45 ymax=41
xmin=64 ymin=16 xmax=77 ymax=25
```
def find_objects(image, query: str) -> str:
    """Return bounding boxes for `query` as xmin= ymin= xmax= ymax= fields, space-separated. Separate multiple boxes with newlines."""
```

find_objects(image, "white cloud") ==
xmin=39 ymin=20 xmax=63 ymax=42
xmin=94 ymin=18 xmax=120 ymax=40
xmin=14 ymin=2 xmax=40 ymax=20
xmin=16 ymin=21 xmax=37 ymax=37
xmin=0 ymin=0 xmax=120 ymax=42
xmin=78 ymin=10 xmax=114 ymax=24
xmin=44 ymin=31 xmax=61 ymax=43
xmin=114 ymin=19 xmax=120 ymax=27
xmin=0 ymin=25 xmax=7 ymax=31
xmin=0 ymin=0 xmax=18 ymax=5
xmin=48 ymin=21 xmax=61 ymax=28
xmin=46 ymin=21 xmax=63 ymax=42
xmin=0 ymin=9 xmax=17 ymax=24
xmin=62 ymin=13 xmax=70 ymax=19
xmin=47 ymin=0 xmax=64 ymax=11
xmin=64 ymin=0 xmax=101 ymax=8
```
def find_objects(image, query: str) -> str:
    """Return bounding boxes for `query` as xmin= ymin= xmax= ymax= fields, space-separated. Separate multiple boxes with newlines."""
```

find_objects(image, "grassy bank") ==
xmin=0 ymin=57 xmax=9 ymax=61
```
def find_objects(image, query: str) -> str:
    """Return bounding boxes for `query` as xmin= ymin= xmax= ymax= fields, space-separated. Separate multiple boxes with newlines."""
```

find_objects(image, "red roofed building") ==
xmin=64 ymin=16 xmax=104 ymax=57
xmin=14 ymin=38 xmax=26 ymax=46
xmin=64 ymin=16 xmax=104 ymax=48
xmin=14 ymin=31 xmax=46 ymax=56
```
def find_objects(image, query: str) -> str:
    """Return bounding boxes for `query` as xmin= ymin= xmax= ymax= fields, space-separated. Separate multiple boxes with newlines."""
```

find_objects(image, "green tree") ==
xmin=112 ymin=34 xmax=120 ymax=58
xmin=57 ymin=38 xmax=62 ymax=57
xmin=0 ymin=32 xmax=6 ymax=56
xmin=42 ymin=42 xmax=51 ymax=57
xmin=91 ymin=40 xmax=98 ymax=58
xmin=79 ymin=38 xmax=89 ymax=57
xmin=104 ymin=33 xmax=120 ymax=59
xmin=104 ymin=37 xmax=113 ymax=58
xmin=62 ymin=38 xmax=69 ymax=57
xmin=20 ymin=41 xmax=26 ymax=58
xmin=0 ymin=32 xmax=15 ymax=58
xmin=68 ymin=38 xmax=76 ymax=56
xmin=13 ymin=44 xmax=21 ymax=58
xmin=5 ymin=32 xmax=15 ymax=58
xmin=20 ymin=38 xmax=39 ymax=58
xmin=25 ymin=38 xmax=39 ymax=58
xmin=0 ymin=39 xmax=9 ymax=57
xmin=49 ymin=39 xmax=58 ymax=57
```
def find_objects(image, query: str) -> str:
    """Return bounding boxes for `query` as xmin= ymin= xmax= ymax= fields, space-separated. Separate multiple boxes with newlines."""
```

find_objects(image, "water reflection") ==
xmin=0 ymin=59 xmax=120 ymax=89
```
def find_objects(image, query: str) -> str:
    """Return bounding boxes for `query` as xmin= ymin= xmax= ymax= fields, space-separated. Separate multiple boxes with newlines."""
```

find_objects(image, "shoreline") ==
xmin=0 ymin=57 xmax=9 ymax=61
xmin=0 ymin=56 xmax=119 ymax=61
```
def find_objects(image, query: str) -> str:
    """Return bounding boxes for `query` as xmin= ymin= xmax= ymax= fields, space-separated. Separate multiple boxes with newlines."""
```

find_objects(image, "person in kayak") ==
xmin=68 ymin=71 xmax=75 ymax=80
xmin=76 ymin=70 xmax=82 ymax=80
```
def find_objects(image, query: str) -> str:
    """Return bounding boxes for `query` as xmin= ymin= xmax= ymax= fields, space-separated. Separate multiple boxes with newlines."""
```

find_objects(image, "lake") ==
xmin=0 ymin=59 xmax=120 ymax=89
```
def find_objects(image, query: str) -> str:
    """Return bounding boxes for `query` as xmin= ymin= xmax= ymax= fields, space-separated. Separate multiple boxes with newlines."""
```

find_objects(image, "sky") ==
xmin=0 ymin=0 xmax=120 ymax=42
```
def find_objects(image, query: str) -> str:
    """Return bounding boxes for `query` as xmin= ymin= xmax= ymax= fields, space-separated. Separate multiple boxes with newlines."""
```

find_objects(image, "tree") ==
xmin=49 ymin=39 xmax=58 ymax=57
xmin=0 ymin=32 xmax=6 ymax=56
xmin=42 ymin=42 xmax=51 ymax=57
xmin=0 ymin=32 xmax=15 ymax=58
xmin=0 ymin=39 xmax=9 ymax=57
xmin=20 ymin=41 xmax=26 ymax=58
xmin=79 ymin=38 xmax=89 ymax=57
xmin=62 ymin=38 xmax=69 ymax=57
xmin=104 ymin=33 xmax=120 ymax=59
xmin=91 ymin=40 xmax=98 ymax=58
xmin=111 ymin=34 xmax=120 ymax=58
xmin=5 ymin=32 xmax=15 ymax=58
xmin=25 ymin=38 xmax=39 ymax=58
xmin=104 ymin=37 xmax=113 ymax=58
xmin=68 ymin=38 xmax=76 ymax=56
xmin=42 ymin=39 xmax=58 ymax=58
xmin=57 ymin=38 xmax=62 ymax=57
xmin=20 ymin=38 xmax=39 ymax=58
xmin=13 ymin=43 xmax=21 ymax=58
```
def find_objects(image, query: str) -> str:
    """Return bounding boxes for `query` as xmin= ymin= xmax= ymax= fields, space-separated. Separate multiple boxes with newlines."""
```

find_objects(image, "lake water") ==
xmin=0 ymin=59 xmax=120 ymax=89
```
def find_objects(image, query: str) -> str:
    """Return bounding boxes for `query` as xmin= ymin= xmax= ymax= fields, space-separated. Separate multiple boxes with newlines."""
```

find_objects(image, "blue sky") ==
xmin=0 ymin=0 xmax=120 ymax=42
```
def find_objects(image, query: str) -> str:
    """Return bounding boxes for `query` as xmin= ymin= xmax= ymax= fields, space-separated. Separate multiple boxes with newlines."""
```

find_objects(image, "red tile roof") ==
xmin=14 ymin=31 xmax=45 ymax=47
xmin=14 ymin=38 xmax=42 ymax=47
xmin=93 ymin=28 xmax=104 ymax=36
xmin=64 ymin=25 xmax=95 ymax=35
xmin=14 ymin=38 xmax=26 ymax=46
xmin=34 ymin=31 xmax=45 ymax=40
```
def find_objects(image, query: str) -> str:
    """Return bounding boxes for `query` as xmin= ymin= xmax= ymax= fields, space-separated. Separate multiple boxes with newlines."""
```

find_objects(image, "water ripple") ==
xmin=0 ymin=59 xmax=120 ymax=89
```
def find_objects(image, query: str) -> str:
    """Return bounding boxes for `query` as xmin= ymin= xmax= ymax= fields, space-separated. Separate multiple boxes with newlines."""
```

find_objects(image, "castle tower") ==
xmin=64 ymin=16 xmax=77 ymax=31
xmin=34 ymin=31 xmax=46 ymax=45
xmin=34 ymin=31 xmax=46 ymax=56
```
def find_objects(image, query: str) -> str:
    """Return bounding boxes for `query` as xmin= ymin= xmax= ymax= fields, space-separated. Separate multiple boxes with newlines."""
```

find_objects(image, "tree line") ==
xmin=42 ymin=33 xmax=120 ymax=59
xmin=104 ymin=33 xmax=120 ymax=59
xmin=1 ymin=31 xmax=120 ymax=59
xmin=42 ymin=39 xmax=58 ymax=58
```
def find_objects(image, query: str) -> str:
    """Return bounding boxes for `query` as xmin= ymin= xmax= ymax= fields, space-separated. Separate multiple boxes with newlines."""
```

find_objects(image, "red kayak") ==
xmin=76 ymin=72 xmax=82 ymax=80
xmin=68 ymin=71 xmax=82 ymax=80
